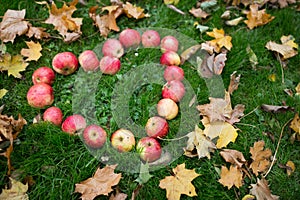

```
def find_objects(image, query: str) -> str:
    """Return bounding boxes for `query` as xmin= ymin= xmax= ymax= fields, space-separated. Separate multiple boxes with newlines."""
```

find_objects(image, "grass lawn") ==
xmin=1 ymin=0 xmax=300 ymax=199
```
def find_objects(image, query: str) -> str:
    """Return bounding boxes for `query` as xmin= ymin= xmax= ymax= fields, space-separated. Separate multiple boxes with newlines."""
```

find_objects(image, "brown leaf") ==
xmin=180 ymin=44 xmax=202 ymax=65
xmin=26 ymin=24 xmax=50 ymax=40
xmin=250 ymin=178 xmax=279 ymax=200
xmin=228 ymin=72 xmax=240 ymax=95
xmin=0 ymin=9 xmax=29 ymax=43
xmin=249 ymin=141 xmax=272 ymax=176
xmin=220 ymin=149 xmax=246 ymax=168
xmin=0 ymin=53 xmax=29 ymax=78
xmin=109 ymin=188 xmax=128 ymax=200
xmin=290 ymin=113 xmax=300 ymax=134
xmin=159 ymin=163 xmax=200 ymax=200
xmin=265 ymin=41 xmax=298 ymax=60
xmin=218 ymin=165 xmax=243 ymax=189
xmin=0 ymin=177 xmax=29 ymax=200
xmin=75 ymin=165 xmax=122 ymax=199
xmin=20 ymin=41 xmax=42 ymax=61
xmin=123 ymin=2 xmax=150 ymax=19
xmin=189 ymin=7 xmax=209 ymax=19
xmin=261 ymin=104 xmax=293 ymax=113
xmin=244 ymin=4 xmax=275 ymax=30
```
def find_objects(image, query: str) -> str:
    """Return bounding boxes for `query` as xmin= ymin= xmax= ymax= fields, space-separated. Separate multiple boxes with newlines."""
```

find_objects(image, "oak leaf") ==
xmin=184 ymin=125 xmax=216 ymax=159
xmin=218 ymin=165 xmax=243 ymax=189
xmin=123 ymin=2 xmax=150 ymax=19
xmin=249 ymin=141 xmax=272 ymax=176
xmin=159 ymin=163 xmax=200 ymax=200
xmin=0 ymin=9 xmax=29 ymax=43
xmin=250 ymin=178 xmax=279 ymax=200
xmin=206 ymin=28 xmax=232 ymax=52
xmin=20 ymin=41 xmax=42 ymax=61
xmin=75 ymin=165 xmax=121 ymax=199
xmin=244 ymin=4 xmax=275 ymax=30
xmin=0 ymin=89 xmax=8 ymax=99
xmin=0 ymin=177 xmax=29 ymax=200
xmin=220 ymin=149 xmax=246 ymax=168
xmin=290 ymin=113 xmax=300 ymax=134
xmin=0 ymin=53 xmax=29 ymax=78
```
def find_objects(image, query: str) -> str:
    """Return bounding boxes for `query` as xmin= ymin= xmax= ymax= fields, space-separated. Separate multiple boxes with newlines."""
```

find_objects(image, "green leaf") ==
xmin=135 ymin=162 xmax=153 ymax=184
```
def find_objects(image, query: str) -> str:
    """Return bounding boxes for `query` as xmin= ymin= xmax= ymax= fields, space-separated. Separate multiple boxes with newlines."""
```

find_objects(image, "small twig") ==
xmin=157 ymin=134 xmax=188 ymax=141
xmin=240 ymin=106 xmax=259 ymax=120
xmin=166 ymin=4 xmax=185 ymax=15
xmin=264 ymin=118 xmax=293 ymax=178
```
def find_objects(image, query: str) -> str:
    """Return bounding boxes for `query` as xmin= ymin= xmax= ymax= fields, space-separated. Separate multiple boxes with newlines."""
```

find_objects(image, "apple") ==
xmin=111 ymin=129 xmax=135 ymax=152
xmin=162 ymin=80 xmax=185 ymax=103
xmin=157 ymin=98 xmax=179 ymax=120
xmin=119 ymin=28 xmax=141 ymax=49
xmin=137 ymin=137 xmax=162 ymax=162
xmin=160 ymin=35 xmax=179 ymax=53
xmin=82 ymin=124 xmax=107 ymax=149
xmin=32 ymin=67 xmax=55 ymax=85
xmin=27 ymin=83 xmax=54 ymax=109
xmin=78 ymin=50 xmax=99 ymax=72
xmin=160 ymin=51 xmax=181 ymax=66
xmin=145 ymin=116 xmax=169 ymax=138
xmin=142 ymin=30 xmax=161 ymax=48
xmin=61 ymin=114 xmax=86 ymax=135
xmin=164 ymin=65 xmax=184 ymax=81
xmin=99 ymin=56 xmax=121 ymax=75
xmin=52 ymin=52 xmax=78 ymax=75
xmin=43 ymin=106 xmax=63 ymax=126
xmin=102 ymin=39 xmax=124 ymax=58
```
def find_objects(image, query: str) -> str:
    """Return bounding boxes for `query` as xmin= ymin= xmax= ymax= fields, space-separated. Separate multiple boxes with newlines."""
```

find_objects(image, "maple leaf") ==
xmin=189 ymin=7 xmax=210 ymax=19
xmin=249 ymin=141 xmax=272 ymax=176
xmin=0 ymin=177 xmax=29 ymax=200
xmin=184 ymin=125 xmax=216 ymax=159
xmin=250 ymin=178 xmax=279 ymax=200
xmin=244 ymin=4 xmax=275 ymax=30
xmin=206 ymin=28 xmax=232 ymax=52
xmin=265 ymin=35 xmax=298 ymax=60
xmin=0 ymin=89 xmax=8 ymax=99
xmin=0 ymin=9 xmax=29 ymax=43
xmin=26 ymin=24 xmax=50 ymax=40
xmin=290 ymin=113 xmax=300 ymax=134
xmin=220 ymin=149 xmax=246 ymax=168
xmin=20 ymin=41 xmax=42 ymax=61
xmin=0 ymin=53 xmax=29 ymax=78
xmin=75 ymin=165 xmax=122 ymax=199
xmin=123 ymin=2 xmax=150 ymax=19
xmin=218 ymin=165 xmax=243 ymax=189
xmin=159 ymin=163 xmax=200 ymax=200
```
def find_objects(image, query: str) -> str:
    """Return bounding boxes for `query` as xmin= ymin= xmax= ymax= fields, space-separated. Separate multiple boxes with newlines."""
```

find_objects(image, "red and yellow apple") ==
xmin=82 ymin=124 xmax=107 ymax=149
xmin=137 ymin=137 xmax=162 ymax=162
xmin=99 ymin=56 xmax=121 ymax=75
xmin=78 ymin=50 xmax=99 ymax=72
xmin=52 ymin=52 xmax=78 ymax=75
xmin=142 ymin=30 xmax=161 ymax=48
xmin=162 ymin=80 xmax=185 ymax=103
xmin=102 ymin=39 xmax=124 ymax=58
xmin=119 ymin=28 xmax=141 ymax=49
xmin=164 ymin=65 xmax=184 ymax=81
xmin=160 ymin=35 xmax=179 ymax=53
xmin=111 ymin=129 xmax=135 ymax=152
xmin=32 ymin=67 xmax=55 ymax=85
xmin=160 ymin=51 xmax=181 ymax=66
xmin=27 ymin=83 xmax=54 ymax=109
xmin=43 ymin=106 xmax=63 ymax=126
xmin=61 ymin=114 xmax=86 ymax=135
xmin=145 ymin=116 xmax=169 ymax=138
xmin=157 ymin=98 xmax=179 ymax=120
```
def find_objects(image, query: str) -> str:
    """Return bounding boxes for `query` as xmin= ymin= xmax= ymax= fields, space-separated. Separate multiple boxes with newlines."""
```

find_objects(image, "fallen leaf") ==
xmin=189 ymin=7 xmax=210 ymax=19
xmin=123 ymin=2 xmax=150 ymax=19
xmin=180 ymin=44 xmax=202 ymax=64
xmin=244 ymin=4 xmax=275 ymax=30
xmin=26 ymin=24 xmax=50 ymax=40
xmin=250 ymin=178 xmax=279 ymax=200
xmin=218 ymin=165 xmax=243 ymax=189
xmin=221 ymin=10 xmax=231 ymax=19
xmin=20 ymin=41 xmax=42 ymax=61
xmin=0 ymin=53 xmax=29 ymax=78
xmin=159 ymin=163 xmax=200 ymax=200
xmin=265 ymin=39 xmax=298 ymax=60
xmin=228 ymin=71 xmax=241 ymax=95
xmin=261 ymin=104 xmax=293 ymax=113
xmin=242 ymin=194 xmax=255 ymax=200
xmin=249 ymin=141 xmax=272 ymax=176
xmin=295 ymin=83 xmax=300 ymax=96
xmin=0 ymin=9 xmax=29 ymax=43
xmin=268 ymin=73 xmax=277 ymax=82
xmin=184 ymin=125 xmax=216 ymax=159
xmin=246 ymin=45 xmax=258 ymax=69
xmin=164 ymin=0 xmax=180 ymax=5
xmin=0 ymin=89 xmax=8 ymax=99
xmin=285 ymin=160 xmax=295 ymax=176
xmin=109 ymin=189 xmax=128 ymax=200
xmin=290 ymin=113 xmax=300 ymax=134
xmin=281 ymin=35 xmax=298 ymax=49
xmin=206 ymin=53 xmax=227 ymax=75
xmin=131 ymin=184 xmax=142 ymax=200
xmin=135 ymin=162 xmax=153 ymax=184
xmin=269 ymin=0 xmax=296 ymax=8
xmin=195 ymin=24 xmax=209 ymax=33
xmin=220 ymin=149 xmax=246 ymax=168
xmin=0 ymin=177 xmax=29 ymax=200
xmin=206 ymin=28 xmax=232 ymax=52
xmin=225 ymin=17 xmax=244 ymax=26
xmin=75 ymin=165 xmax=122 ymax=199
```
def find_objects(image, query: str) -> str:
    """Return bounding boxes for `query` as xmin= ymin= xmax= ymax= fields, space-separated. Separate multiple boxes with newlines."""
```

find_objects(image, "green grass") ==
xmin=1 ymin=0 xmax=300 ymax=199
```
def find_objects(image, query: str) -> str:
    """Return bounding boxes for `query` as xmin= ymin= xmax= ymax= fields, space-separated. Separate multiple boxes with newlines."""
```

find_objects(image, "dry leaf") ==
xmin=296 ymin=83 xmax=300 ymax=96
xmin=20 ymin=41 xmax=42 ymax=61
xmin=265 ymin=39 xmax=298 ymax=60
xmin=206 ymin=28 xmax=232 ymax=52
xmin=221 ymin=10 xmax=231 ymax=19
xmin=228 ymin=71 xmax=241 ymax=95
xmin=159 ymin=163 xmax=200 ymax=200
xmin=285 ymin=160 xmax=295 ymax=176
xmin=75 ymin=165 xmax=122 ymax=199
xmin=164 ymin=0 xmax=180 ymax=5
xmin=269 ymin=0 xmax=296 ymax=8
xmin=109 ymin=189 xmax=128 ymax=200
xmin=249 ymin=141 xmax=272 ymax=176
xmin=220 ymin=149 xmax=246 ymax=168
xmin=123 ymin=2 xmax=150 ymax=19
xmin=0 ymin=177 xmax=29 ymax=200
xmin=189 ymin=7 xmax=210 ymax=19
xmin=180 ymin=44 xmax=202 ymax=64
xmin=206 ymin=53 xmax=227 ymax=75
xmin=0 ymin=89 xmax=8 ymax=99
xmin=250 ymin=178 xmax=279 ymax=200
xmin=0 ymin=9 xmax=29 ymax=43
xmin=184 ymin=125 xmax=216 ymax=159
xmin=244 ymin=4 xmax=275 ymax=30
xmin=242 ymin=194 xmax=255 ymax=200
xmin=290 ymin=113 xmax=300 ymax=134
xmin=0 ymin=53 xmax=29 ymax=78
xmin=261 ymin=104 xmax=293 ymax=113
xmin=225 ymin=17 xmax=244 ymax=26
xmin=26 ymin=24 xmax=50 ymax=40
xmin=281 ymin=35 xmax=298 ymax=49
xmin=218 ymin=165 xmax=243 ymax=189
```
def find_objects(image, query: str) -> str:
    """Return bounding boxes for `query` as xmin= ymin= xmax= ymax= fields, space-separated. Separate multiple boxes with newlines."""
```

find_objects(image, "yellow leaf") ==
xmin=218 ymin=165 xmax=243 ymax=189
xmin=244 ymin=4 xmax=275 ymax=30
xmin=0 ymin=53 xmax=29 ymax=78
xmin=215 ymin=122 xmax=238 ymax=148
xmin=242 ymin=194 xmax=255 ymax=200
xmin=268 ymin=73 xmax=276 ymax=82
xmin=290 ymin=113 xmax=300 ymax=134
xmin=164 ymin=0 xmax=180 ymax=5
xmin=265 ymin=41 xmax=297 ymax=60
xmin=286 ymin=161 xmax=295 ymax=176
xmin=0 ymin=89 xmax=8 ymax=99
xmin=159 ymin=163 xmax=200 ymax=200
xmin=20 ymin=41 xmax=42 ymax=61
xmin=280 ymin=35 xmax=298 ymax=49
xmin=206 ymin=28 xmax=232 ymax=52
xmin=295 ymin=83 xmax=300 ymax=96
xmin=123 ymin=2 xmax=150 ymax=19
xmin=0 ymin=178 xmax=28 ymax=200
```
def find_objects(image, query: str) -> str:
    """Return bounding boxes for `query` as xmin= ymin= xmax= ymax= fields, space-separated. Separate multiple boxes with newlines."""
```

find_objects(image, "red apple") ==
xmin=162 ymin=80 xmax=185 ymax=103
xmin=78 ymin=50 xmax=99 ymax=72
xmin=137 ymin=137 xmax=162 ymax=162
xmin=52 ymin=52 xmax=78 ymax=75
xmin=43 ymin=106 xmax=63 ymax=126
xmin=119 ymin=28 xmax=141 ymax=49
xmin=32 ymin=67 xmax=55 ymax=85
xmin=61 ymin=114 xmax=86 ymax=135
xmin=142 ymin=30 xmax=161 ymax=48
xmin=82 ymin=125 xmax=107 ymax=149
xmin=27 ymin=83 xmax=54 ymax=109
xmin=111 ymin=129 xmax=135 ymax=152
xmin=99 ymin=56 xmax=121 ymax=75
xmin=160 ymin=51 xmax=181 ymax=66
xmin=160 ymin=35 xmax=179 ymax=53
xmin=102 ymin=39 xmax=124 ymax=58
xmin=164 ymin=65 xmax=184 ymax=81
xmin=157 ymin=98 xmax=179 ymax=120
xmin=145 ymin=116 xmax=169 ymax=138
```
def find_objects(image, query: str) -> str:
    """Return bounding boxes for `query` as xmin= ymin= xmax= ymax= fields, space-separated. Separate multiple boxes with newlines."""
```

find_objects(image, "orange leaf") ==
xmin=219 ymin=165 xmax=243 ymax=189
xmin=20 ymin=41 xmax=42 ymax=61
xmin=290 ymin=113 xmax=300 ymax=134
xmin=220 ymin=149 xmax=246 ymax=168
xmin=123 ymin=2 xmax=150 ymax=19
xmin=244 ymin=4 xmax=274 ymax=30
xmin=249 ymin=141 xmax=272 ymax=176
